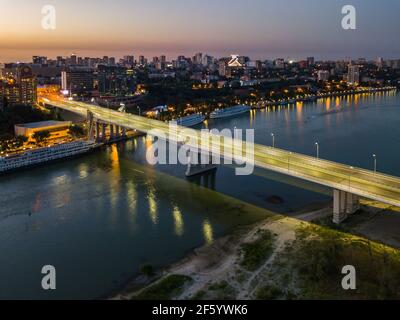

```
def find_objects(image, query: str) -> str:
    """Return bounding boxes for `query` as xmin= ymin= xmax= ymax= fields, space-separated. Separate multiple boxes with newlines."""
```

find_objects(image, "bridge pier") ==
xmin=102 ymin=123 xmax=107 ymax=141
xmin=115 ymin=126 xmax=121 ymax=138
xmin=333 ymin=189 xmax=360 ymax=224
xmin=87 ymin=111 xmax=95 ymax=141
xmin=110 ymin=124 xmax=115 ymax=141
xmin=186 ymin=151 xmax=217 ymax=177
xmin=95 ymin=122 xmax=101 ymax=141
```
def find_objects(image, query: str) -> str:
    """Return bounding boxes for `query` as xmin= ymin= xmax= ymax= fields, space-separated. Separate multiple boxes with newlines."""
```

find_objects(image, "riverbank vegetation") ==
xmin=132 ymin=275 xmax=192 ymax=300
xmin=240 ymin=229 xmax=275 ymax=271
xmin=280 ymin=224 xmax=400 ymax=299
xmin=0 ymin=105 xmax=53 ymax=138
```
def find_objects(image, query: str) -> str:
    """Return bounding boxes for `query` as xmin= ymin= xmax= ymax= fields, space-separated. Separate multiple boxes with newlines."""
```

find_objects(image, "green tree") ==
xmin=68 ymin=125 xmax=85 ymax=138
xmin=32 ymin=130 xmax=51 ymax=146
xmin=15 ymin=135 xmax=28 ymax=148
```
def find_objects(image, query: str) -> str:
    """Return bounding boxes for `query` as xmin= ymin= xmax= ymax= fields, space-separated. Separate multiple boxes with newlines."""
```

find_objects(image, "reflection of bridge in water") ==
xmin=42 ymin=97 xmax=400 ymax=224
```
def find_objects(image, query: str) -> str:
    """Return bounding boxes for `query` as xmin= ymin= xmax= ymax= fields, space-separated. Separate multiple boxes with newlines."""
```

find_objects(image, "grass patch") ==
xmin=207 ymin=280 xmax=235 ymax=300
xmin=191 ymin=290 xmax=207 ymax=300
xmin=209 ymin=280 xmax=229 ymax=291
xmin=255 ymin=285 xmax=283 ymax=300
xmin=133 ymin=274 xmax=192 ymax=300
xmin=286 ymin=224 xmax=400 ymax=299
xmin=240 ymin=230 xmax=275 ymax=271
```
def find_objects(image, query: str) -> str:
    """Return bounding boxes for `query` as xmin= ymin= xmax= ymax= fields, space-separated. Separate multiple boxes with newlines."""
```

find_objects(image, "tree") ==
xmin=32 ymin=130 xmax=51 ymax=146
xmin=15 ymin=135 xmax=28 ymax=148
xmin=68 ymin=125 xmax=85 ymax=138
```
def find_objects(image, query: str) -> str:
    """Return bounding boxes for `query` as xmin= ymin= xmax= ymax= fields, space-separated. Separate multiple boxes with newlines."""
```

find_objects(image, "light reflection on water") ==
xmin=0 ymin=91 xmax=398 ymax=299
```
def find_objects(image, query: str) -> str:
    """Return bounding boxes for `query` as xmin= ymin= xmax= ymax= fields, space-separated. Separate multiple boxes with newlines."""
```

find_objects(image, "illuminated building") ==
xmin=18 ymin=65 xmax=37 ymax=105
xmin=347 ymin=65 xmax=360 ymax=85
xmin=0 ymin=65 xmax=37 ymax=106
xmin=97 ymin=65 xmax=136 ymax=94
xmin=317 ymin=70 xmax=330 ymax=82
xmin=61 ymin=67 xmax=94 ymax=96
xmin=14 ymin=120 xmax=72 ymax=142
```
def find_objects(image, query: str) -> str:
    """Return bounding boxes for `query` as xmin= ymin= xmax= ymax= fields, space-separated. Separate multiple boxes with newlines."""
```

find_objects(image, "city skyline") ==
xmin=1 ymin=0 xmax=400 ymax=62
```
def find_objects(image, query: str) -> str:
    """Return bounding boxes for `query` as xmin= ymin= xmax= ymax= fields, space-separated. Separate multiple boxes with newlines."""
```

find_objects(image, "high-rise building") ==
xmin=61 ymin=67 xmax=94 ymax=95
xmin=123 ymin=55 xmax=135 ymax=65
xmin=307 ymin=57 xmax=315 ymax=67
xmin=376 ymin=57 xmax=384 ymax=69
xmin=219 ymin=58 xmax=232 ymax=78
xmin=32 ymin=56 xmax=48 ymax=65
xmin=0 ymin=65 xmax=37 ymax=106
xmin=0 ymin=79 xmax=20 ymax=106
xmin=70 ymin=54 xmax=77 ymax=65
xmin=138 ymin=56 xmax=146 ymax=65
xmin=347 ymin=65 xmax=360 ymax=85
xmin=274 ymin=58 xmax=285 ymax=69
xmin=202 ymin=54 xmax=213 ymax=67
xmin=194 ymin=53 xmax=203 ymax=65
xmin=18 ymin=65 xmax=37 ymax=105
xmin=317 ymin=70 xmax=330 ymax=82
xmin=97 ymin=65 xmax=135 ymax=94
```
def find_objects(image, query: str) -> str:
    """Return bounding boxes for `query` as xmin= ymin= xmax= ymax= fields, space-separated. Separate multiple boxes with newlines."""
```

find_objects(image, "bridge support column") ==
xmin=333 ymin=190 xmax=360 ymax=224
xmin=102 ymin=123 xmax=107 ymax=141
xmin=115 ymin=126 xmax=121 ymax=138
xmin=121 ymin=127 xmax=126 ymax=137
xmin=186 ymin=151 xmax=217 ymax=177
xmin=87 ymin=111 xmax=95 ymax=141
xmin=96 ymin=122 xmax=101 ymax=141
xmin=110 ymin=124 xmax=115 ymax=141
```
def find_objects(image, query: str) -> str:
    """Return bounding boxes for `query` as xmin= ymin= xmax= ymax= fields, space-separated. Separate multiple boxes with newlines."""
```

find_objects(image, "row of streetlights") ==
xmin=270 ymin=133 xmax=378 ymax=174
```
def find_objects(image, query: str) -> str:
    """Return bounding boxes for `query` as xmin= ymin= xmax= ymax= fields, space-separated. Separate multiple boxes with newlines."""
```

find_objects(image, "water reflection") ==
xmin=78 ymin=163 xmax=89 ymax=179
xmin=126 ymin=180 xmax=138 ymax=233
xmin=109 ymin=145 xmax=121 ymax=229
xmin=148 ymin=188 xmax=158 ymax=225
xmin=203 ymin=219 xmax=214 ymax=245
xmin=172 ymin=205 xmax=184 ymax=237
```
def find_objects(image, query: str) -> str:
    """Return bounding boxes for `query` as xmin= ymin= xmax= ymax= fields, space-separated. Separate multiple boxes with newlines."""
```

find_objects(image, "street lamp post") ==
xmin=315 ymin=142 xmax=319 ymax=159
xmin=373 ymin=154 xmax=377 ymax=174
xmin=137 ymin=106 xmax=141 ymax=117
xmin=271 ymin=133 xmax=275 ymax=148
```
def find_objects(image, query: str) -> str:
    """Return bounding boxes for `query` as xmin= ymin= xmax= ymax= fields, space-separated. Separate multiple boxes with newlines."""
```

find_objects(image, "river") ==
xmin=0 ymin=90 xmax=398 ymax=299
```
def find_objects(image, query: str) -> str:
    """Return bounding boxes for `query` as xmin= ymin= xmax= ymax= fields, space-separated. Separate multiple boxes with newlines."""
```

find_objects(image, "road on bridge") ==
xmin=43 ymin=98 xmax=400 ymax=208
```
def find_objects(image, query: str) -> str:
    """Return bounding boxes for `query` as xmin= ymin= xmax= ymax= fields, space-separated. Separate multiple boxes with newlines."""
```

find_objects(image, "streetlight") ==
xmin=373 ymin=154 xmax=377 ymax=174
xmin=271 ymin=133 xmax=275 ymax=148
xmin=315 ymin=142 xmax=319 ymax=159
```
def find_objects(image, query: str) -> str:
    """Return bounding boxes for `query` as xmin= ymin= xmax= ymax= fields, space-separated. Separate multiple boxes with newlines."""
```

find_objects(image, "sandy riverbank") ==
xmin=112 ymin=199 xmax=400 ymax=300
xmin=111 ymin=202 xmax=331 ymax=300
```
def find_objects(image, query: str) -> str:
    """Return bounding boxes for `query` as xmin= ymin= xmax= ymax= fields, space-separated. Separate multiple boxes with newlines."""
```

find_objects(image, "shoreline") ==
xmin=110 ymin=198 xmax=400 ymax=300
xmin=110 ymin=201 xmax=332 ymax=300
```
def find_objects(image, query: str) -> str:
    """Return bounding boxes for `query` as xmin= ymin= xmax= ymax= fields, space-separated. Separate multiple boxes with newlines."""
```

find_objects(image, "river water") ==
xmin=0 ymin=90 xmax=398 ymax=299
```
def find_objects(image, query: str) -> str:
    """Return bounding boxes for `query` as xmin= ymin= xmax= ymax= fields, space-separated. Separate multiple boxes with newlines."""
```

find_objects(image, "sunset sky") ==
xmin=1 ymin=0 xmax=400 ymax=62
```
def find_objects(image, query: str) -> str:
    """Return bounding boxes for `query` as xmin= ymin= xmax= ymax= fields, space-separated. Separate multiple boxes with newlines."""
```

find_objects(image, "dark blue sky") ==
xmin=1 ymin=0 xmax=400 ymax=61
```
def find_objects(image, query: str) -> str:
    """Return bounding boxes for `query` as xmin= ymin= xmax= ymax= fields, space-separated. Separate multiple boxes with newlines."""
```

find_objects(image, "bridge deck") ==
xmin=45 ymin=99 xmax=400 ymax=208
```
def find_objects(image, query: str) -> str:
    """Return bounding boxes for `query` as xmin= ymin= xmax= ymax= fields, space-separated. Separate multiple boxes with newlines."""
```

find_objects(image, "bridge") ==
xmin=42 ymin=97 xmax=400 ymax=224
